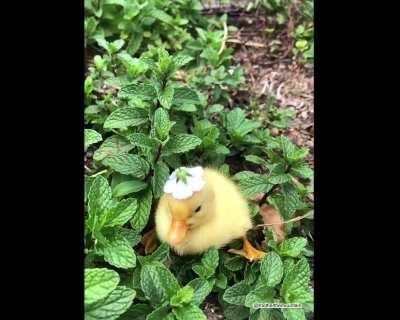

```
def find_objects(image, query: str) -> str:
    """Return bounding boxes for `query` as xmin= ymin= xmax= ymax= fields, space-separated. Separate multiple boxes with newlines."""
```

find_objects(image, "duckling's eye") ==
xmin=194 ymin=206 xmax=202 ymax=213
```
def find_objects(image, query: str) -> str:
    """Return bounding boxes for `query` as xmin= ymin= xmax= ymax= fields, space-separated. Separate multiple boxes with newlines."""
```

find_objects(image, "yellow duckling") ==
xmin=154 ymin=166 xmax=266 ymax=261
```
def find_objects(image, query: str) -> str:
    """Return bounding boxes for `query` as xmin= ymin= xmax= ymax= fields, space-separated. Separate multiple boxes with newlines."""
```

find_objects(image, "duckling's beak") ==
xmin=168 ymin=219 xmax=188 ymax=245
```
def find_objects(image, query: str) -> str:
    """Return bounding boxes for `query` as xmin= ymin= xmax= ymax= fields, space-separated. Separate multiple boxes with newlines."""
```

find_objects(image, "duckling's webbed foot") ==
xmin=228 ymin=236 xmax=266 ymax=262
xmin=142 ymin=228 xmax=157 ymax=255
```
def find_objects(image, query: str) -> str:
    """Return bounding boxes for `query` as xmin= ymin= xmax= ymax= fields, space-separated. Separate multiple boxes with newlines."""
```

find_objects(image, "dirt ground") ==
xmin=202 ymin=6 xmax=314 ymax=320
xmin=228 ymin=9 xmax=314 ymax=166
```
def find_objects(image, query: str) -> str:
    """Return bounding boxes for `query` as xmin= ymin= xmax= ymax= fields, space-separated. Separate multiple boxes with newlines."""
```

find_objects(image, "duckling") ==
xmin=154 ymin=166 xmax=266 ymax=261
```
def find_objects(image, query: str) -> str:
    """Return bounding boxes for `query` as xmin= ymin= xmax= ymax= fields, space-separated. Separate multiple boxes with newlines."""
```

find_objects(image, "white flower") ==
xmin=163 ymin=166 xmax=206 ymax=200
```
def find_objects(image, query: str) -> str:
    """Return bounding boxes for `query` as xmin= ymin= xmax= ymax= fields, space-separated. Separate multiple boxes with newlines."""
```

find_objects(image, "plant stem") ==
xmin=144 ymin=144 xmax=163 ymax=181
xmin=90 ymin=169 xmax=108 ymax=178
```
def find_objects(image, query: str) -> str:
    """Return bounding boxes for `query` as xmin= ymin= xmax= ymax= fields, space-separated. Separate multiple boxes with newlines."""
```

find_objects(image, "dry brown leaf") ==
xmin=248 ymin=193 xmax=265 ymax=202
xmin=141 ymin=228 xmax=157 ymax=255
xmin=260 ymin=204 xmax=286 ymax=243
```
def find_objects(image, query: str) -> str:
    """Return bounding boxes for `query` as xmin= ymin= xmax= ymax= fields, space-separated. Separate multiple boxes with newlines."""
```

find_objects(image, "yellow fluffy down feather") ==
xmin=155 ymin=167 xmax=252 ymax=255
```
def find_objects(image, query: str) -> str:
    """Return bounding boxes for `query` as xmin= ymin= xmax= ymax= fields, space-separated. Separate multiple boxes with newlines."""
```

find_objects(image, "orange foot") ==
xmin=141 ymin=228 xmax=158 ymax=255
xmin=228 ymin=236 xmax=266 ymax=261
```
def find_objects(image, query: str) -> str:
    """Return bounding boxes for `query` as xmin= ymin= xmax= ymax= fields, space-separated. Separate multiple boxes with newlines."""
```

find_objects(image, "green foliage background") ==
xmin=84 ymin=1 xmax=314 ymax=319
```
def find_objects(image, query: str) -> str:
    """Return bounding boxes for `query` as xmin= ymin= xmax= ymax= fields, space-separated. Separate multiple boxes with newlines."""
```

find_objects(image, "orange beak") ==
xmin=168 ymin=219 xmax=188 ymax=245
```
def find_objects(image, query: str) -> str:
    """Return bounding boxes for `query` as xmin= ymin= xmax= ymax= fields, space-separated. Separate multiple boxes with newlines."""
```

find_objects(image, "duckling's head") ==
xmin=161 ymin=166 xmax=215 ymax=246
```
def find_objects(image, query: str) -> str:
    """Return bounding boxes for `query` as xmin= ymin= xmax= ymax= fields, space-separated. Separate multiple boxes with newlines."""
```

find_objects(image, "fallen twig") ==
xmin=255 ymin=211 xmax=313 ymax=229
xmin=218 ymin=21 xmax=228 ymax=55
xmin=226 ymin=38 xmax=266 ymax=48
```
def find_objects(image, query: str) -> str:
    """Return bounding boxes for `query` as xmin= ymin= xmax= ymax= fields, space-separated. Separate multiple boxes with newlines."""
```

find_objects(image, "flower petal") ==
xmin=169 ymin=169 xmax=178 ymax=181
xmin=172 ymin=180 xmax=193 ymax=199
xmin=187 ymin=175 xmax=205 ymax=192
xmin=187 ymin=166 xmax=203 ymax=178
xmin=163 ymin=179 xmax=176 ymax=193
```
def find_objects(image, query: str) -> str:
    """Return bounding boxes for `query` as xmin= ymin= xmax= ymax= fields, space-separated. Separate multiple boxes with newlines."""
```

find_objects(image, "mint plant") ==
xmin=85 ymin=1 xmax=314 ymax=319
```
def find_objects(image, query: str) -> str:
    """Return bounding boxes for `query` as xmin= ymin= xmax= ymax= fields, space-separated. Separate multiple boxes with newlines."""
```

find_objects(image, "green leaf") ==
xmin=295 ymin=40 xmax=308 ymax=50
xmin=118 ymin=54 xmax=148 ymax=77
xmin=268 ymin=174 xmax=291 ymax=184
xmin=207 ymin=104 xmax=224 ymax=114
xmin=280 ymin=137 xmax=296 ymax=162
xmin=85 ymin=176 xmax=95 ymax=203
xmin=173 ymin=87 xmax=200 ymax=105
xmin=226 ymin=108 xmax=261 ymax=138
xmin=201 ymin=247 xmax=219 ymax=272
xmin=290 ymin=163 xmax=313 ymax=179
xmin=173 ymin=104 xmax=197 ymax=112
xmin=280 ymin=183 xmax=302 ymax=219
xmin=85 ymin=129 xmax=103 ymax=149
xmin=127 ymin=32 xmax=143 ymax=55
xmin=127 ymin=133 xmax=159 ymax=149
xmin=85 ymin=268 xmax=120 ymax=305
xmin=163 ymin=134 xmax=202 ymax=155
xmin=173 ymin=304 xmax=207 ymax=320
xmin=150 ymin=8 xmax=174 ymax=24
xmin=290 ymin=148 xmax=309 ymax=161
xmin=140 ymin=242 xmax=170 ymax=265
xmin=159 ymin=85 xmax=175 ymax=109
xmin=215 ymin=272 xmax=228 ymax=289
xmin=88 ymin=176 xmax=112 ymax=231
xmin=288 ymin=288 xmax=313 ymax=303
xmin=154 ymin=108 xmax=174 ymax=141
xmin=103 ymin=237 xmax=136 ymax=269
xmin=130 ymin=189 xmax=153 ymax=233
xmin=200 ymin=48 xmax=219 ymax=66
xmin=140 ymin=261 xmax=180 ymax=306
xmin=85 ymin=105 xmax=101 ymax=115
xmin=282 ymin=308 xmax=306 ymax=320
xmin=104 ymin=107 xmax=148 ymax=129
xmin=226 ymin=108 xmax=245 ymax=132
xmin=119 ymin=303 xmax=152 ymax=320
xmin=104 ymin=198 xmax=138 ymax=227
xmin=193 ymin=120 xmax=220 ymax=149
xmin=260 ymin=252 xmax=283 ymax=287
xmin=283 ymin=258 xmax=296 ymax=275
xmin=224 ymin=256 xmax=246 ymax=271
xmin=173 ymin=54 xmax=193 ymax=68
xmin=103 ymin=153 xmax=149 ymax=178
xmin=192 ymin=265 xmax=209 ymax=279
xmin=85 ymin=286 xmax=136 ymax=320
xmin=245 ymin=155 xmax=269 ymax=167
xmin=281 ymin=257 xmax=310 ymax=303
xmin=278 ymin=237 xmax=307 ymax=258
xmin=244 ymin=263 xmax=259 ymax=285
xmin=223 ymin=281 xmax=252 ymax=305
xmin=85 ymin=76 xmax=93 ymax=97
xmin=113 ymin=180 xmax=148 ymax=197
xmin=186 ymin=278 xmax=215 ymax=305
xmin=215 ymin=145 xmax=230 ymax=154
xmin=146 ymin=304 xmax=171 ymax=320
xmin=245 ymin=285 xmax=275 ymax=309
xmin=94 ymin=136 xmax=134 ymax=161
xmin=236 ymin=173 xmax=273 ymax=197
xmin=193 ymin=248 xmax=219 ymax=279
xmin=250 ymin=309 xmax=278 ymax=320
xmin=223 ymin=305 xmax=250 ymax=320
xmin=121 ymin=82 xmax=157 ymax=101
xmin=170 ymin=286 xmax=194 ymax=307
xmin=116 ymin=228 xmax=142 ymax=247
xmin=109 ymin=39 xmax=125 ymax=53
xmin=152 ymin=161 xmax=170 ymax=198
